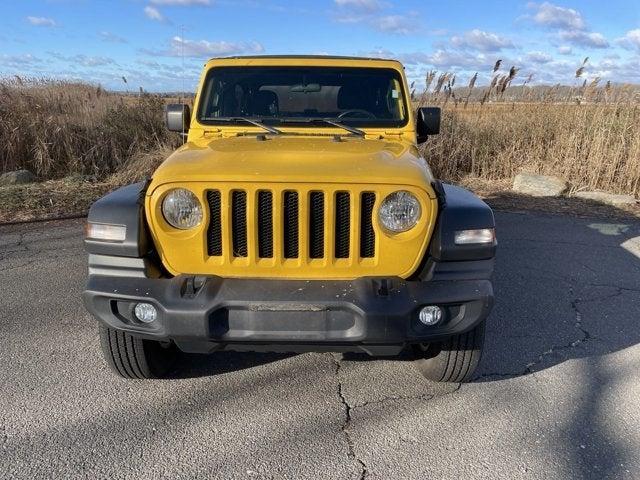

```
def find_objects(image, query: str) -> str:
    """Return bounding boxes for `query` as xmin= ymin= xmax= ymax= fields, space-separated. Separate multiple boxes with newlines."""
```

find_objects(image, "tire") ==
xmin=413 ymin=320 xmax=485 ymax=383
xmin=98 ymin=325 xmax=177 ymax=379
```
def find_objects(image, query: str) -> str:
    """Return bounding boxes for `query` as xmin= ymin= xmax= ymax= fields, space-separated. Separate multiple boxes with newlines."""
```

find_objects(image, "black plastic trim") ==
xmin=428 ymin=183 xmax=497 ymax=262
xmin=84 ymin=182 xmax=150 ymax=258
xmin=88 ymin=254 xmax=161 ymax=278
xmin=83 ymin=275 xmax=494 ymax=355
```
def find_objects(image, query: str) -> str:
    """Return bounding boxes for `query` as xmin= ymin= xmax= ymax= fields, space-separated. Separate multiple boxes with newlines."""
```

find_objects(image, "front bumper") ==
xmin=83 ymin=273 xmax=493 ymax=356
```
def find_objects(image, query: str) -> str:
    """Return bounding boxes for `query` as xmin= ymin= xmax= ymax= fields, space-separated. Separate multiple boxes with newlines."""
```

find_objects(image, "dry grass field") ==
xmin=0 ymin=69 xmax=638 ymax=222
xmin=423 ymin=102 xmax=640 ymax=197
xmin=415 ymin=69 xmax=640 ymax=197
xmin=0 ymin=78 xmax=180 ymax=181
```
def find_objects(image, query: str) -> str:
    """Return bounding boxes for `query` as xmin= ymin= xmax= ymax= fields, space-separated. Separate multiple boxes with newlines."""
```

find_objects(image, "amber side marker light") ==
xmin=85 ymin=222 xmax=126 ymax=242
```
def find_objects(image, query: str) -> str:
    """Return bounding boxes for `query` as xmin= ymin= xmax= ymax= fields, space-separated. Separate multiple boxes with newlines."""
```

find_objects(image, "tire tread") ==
xmin=98 ymin=325 xmax=175 ymax=379
xmin=414 ymin=321 xmax=485 ymax=383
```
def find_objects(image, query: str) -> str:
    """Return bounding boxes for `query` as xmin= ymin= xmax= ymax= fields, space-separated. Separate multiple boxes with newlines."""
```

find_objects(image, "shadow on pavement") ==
xmin=477 ymin=199 xmax=640 ymax=479
xmin=124 ymin=197 xmax=640 ymax=479
xmin=479 ymin=199 xmax=640 ymax=377
xmin=166 ymin=351 xmax=295 ymax=379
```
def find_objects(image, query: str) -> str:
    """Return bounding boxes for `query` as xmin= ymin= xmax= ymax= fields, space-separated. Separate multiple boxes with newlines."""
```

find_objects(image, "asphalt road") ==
xmin=1 ymin=211 xmax=640 ymax=479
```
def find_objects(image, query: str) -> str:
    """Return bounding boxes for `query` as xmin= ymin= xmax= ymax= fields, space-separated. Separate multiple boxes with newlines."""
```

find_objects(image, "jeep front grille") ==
xmin=206 ymin=190 xmax=223 ymax=256
xmin=206 ymin=188 xmax=376 ymax=262
xmin=148 ymin=182 xmax=437 ymax=279
xmin=257 ymin=191 xmax=273 ymax=258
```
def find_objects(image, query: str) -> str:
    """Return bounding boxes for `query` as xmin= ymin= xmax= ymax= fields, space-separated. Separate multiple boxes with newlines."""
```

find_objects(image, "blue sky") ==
xmin=1 ymin=0 xmax=639 ymax=91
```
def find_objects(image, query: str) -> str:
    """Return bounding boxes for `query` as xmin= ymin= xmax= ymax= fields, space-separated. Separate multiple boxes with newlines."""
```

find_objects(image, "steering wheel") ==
xmin=338 ymin=109 xmax=376 ymax=119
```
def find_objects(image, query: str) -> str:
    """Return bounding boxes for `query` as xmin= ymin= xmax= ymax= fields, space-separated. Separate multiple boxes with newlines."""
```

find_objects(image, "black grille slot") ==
xmin=206 ymin=190 xmax=222 ymax=256
xmin=231 ymin=191 xmax=247 ymax=257
xmin=257 ymin=191 xmax=273 ymax=258
xmin=283 ymin=191 xmax=299 ymax=258
xmin=309 ymin=192 xmax=324 ymax=258
xmin=360 ymin=192 xmax=376 ymax=258
xmin=335 ymin=192 xmax=350 ymax=258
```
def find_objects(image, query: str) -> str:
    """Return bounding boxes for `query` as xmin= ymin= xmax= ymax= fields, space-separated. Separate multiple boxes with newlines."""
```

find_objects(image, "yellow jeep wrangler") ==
xmin=83 ymin=56 xmax=496 ymax=382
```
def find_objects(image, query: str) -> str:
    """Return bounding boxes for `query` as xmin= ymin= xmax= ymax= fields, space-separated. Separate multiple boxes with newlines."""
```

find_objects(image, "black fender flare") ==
xmin=84 ymin=182 xmax=150 ymax=258
xmin=428 ymin=182 xmax=497 ymax=262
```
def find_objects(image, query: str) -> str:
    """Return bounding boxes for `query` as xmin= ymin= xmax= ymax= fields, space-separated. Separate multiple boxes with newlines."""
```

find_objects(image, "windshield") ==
xmin=197 ymin=66 xmax=408 ymax=128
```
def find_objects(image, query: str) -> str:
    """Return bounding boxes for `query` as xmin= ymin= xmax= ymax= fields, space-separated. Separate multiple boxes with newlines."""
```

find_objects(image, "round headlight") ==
xmin=162 ymin=188 xmax=203 ymax=229
xmin=378 ymin=191 xmax=421 ymax=233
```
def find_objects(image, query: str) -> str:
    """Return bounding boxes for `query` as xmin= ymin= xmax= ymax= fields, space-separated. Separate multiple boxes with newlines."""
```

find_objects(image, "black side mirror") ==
xmin=165 ymin=104 xmax=191 ymax=133
xmin=416 ymin=107 xmax=441 ymax=144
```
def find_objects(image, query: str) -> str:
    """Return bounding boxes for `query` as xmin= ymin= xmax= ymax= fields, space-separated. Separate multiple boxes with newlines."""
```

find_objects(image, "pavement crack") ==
xmin=475 ymin=372 xmax=520 ymax=381
xmin=583 ymin=283 xmax=640 ymax=295
xmin=351 ymin=392 xmax=436 ymax=409
xmin=329 ymin=354 xmax=368 ymax=480
xmin=523 ymin=291 xmax=595 ymax=374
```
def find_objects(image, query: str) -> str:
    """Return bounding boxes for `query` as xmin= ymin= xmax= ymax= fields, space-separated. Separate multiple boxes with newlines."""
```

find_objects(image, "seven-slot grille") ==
xmin=206 ymin=189 xmax=377 ymax=262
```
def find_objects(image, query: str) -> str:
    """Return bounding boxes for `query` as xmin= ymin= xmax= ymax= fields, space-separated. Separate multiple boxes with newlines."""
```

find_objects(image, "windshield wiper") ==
xmin=278 ymin=118 xmax=365 ymax=137
xmin=311 ymin=119 xmax=365 ymax=137
xmin=211 ymin=117 xmax=282 ymax=135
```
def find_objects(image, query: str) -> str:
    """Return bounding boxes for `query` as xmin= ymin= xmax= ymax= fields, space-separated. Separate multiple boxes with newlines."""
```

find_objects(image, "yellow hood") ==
xmin=148 ymin=136 xmax=436 ymax=197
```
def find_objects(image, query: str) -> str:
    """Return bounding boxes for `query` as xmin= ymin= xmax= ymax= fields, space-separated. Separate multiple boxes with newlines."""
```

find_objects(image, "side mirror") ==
xmin=416 ymin=107 xmax=441 ymax=144
xmin=165 ymin=104 xmax=191 ymax=133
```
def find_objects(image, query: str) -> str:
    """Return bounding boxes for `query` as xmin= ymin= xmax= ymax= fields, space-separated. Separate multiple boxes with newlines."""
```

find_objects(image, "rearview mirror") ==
xmin=290 ymin=83 xmax=321 ymax=93
xmin=165 ymin=104 xmax=191 ymax=133
xmin=416 ymin=107 xmax=441 ymax=144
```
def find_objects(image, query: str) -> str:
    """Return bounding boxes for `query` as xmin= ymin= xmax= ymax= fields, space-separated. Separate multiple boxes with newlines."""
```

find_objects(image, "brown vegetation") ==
xmin=0 ymin=77 xmax=180 ymax=180
xmin=0 ymin=64 xmax=638 ymax=222
xmin=416 ymin=65 xmax=640 ymax=197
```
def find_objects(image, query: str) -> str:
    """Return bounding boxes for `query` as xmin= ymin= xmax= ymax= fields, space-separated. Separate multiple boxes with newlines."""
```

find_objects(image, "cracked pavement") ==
xmin=1 ymin=211 xmax=640 ymax=479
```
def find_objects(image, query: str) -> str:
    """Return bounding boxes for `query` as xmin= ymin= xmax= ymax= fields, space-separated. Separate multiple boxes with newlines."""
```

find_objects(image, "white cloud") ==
xmin=334 ymin=13 xmax=367 ymax=24
xmin=617 ymin=29 xmax=640 ymax=51
xmin=332 ymin=0 xmax=416 ymax=34
xmin=73 ymin=55 xmax=116 ymax=67
xmin=528 ymin=2 xmax=585 ymax=30
xmin=164 ymin=36 xmax=265 ymax=57
xmin=560 ymin=30 xmax=609 ymax=49
xmin=0 ymin=53 xmax=43 ymax=67
xmin=526 ymin=2 xmax=609 ymax=51
xmin=358 ymin=48 xmax=395 ymax=59
xmin=371 ymin=15 xmax=417 ymax=35
xmin=450 ymin=29 xmax=515 ymax=52
xmin=150 ymin=0 xmax=211 ymax=5
xmin=526 ymin=51 xmax=553 ymax=64
xmin=334 ymin=0 xmax=382 ymax=12
xmin=48 ymin=52 xmax=116 ymax=67
xmin=98 ymin=31 xmax=127 ymax=43
xmin=557 ymin=45 xmax=572 ymax=55
xmin=423 ymin=49 xmax=493 ymax=69
xmin=26 ymin=16 xmax=57 ymax=27
xmin=144 ymin=6 xmax=166 ymax=22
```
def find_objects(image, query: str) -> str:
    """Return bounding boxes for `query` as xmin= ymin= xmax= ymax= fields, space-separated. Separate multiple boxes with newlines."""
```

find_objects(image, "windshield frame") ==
xmin=195 ymin=65 xmax=410 ymax=130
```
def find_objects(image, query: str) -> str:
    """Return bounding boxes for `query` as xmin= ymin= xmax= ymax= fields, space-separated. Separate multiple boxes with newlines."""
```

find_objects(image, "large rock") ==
xmin=574 ymin=191 xmax=637 ymax=206
xmin=0 ymin=169 xmax=37 ymax=186
xmin=513 ymin=173 xmax=568 ymax=197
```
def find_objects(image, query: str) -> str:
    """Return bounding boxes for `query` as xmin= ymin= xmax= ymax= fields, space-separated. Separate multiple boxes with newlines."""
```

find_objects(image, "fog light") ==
xmin=134 ymin=303 xmax=157 ymax=323
xmin=418 ymin=306 xmax=442 ymax=326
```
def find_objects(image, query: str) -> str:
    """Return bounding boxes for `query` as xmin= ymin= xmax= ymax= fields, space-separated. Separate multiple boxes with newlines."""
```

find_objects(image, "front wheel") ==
xmin=413 ymin=321 xmax=485 ymax=383
xmin=98 ymin=325 xmax=177 ymax=379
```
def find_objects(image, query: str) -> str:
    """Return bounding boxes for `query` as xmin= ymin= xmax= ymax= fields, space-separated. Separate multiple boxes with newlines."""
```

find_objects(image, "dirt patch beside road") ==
xmin=1 ymin=176 xmax=638 ymax=225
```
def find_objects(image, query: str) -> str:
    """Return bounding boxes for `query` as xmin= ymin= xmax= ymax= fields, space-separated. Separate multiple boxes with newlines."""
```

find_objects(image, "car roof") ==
xmin=208 ymin=55 xmax=398 ymax=62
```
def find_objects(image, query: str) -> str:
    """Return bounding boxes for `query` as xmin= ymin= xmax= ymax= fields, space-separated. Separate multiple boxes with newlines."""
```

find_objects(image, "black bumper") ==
xmin=83 ymin=273 xmax=493 ymax=356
